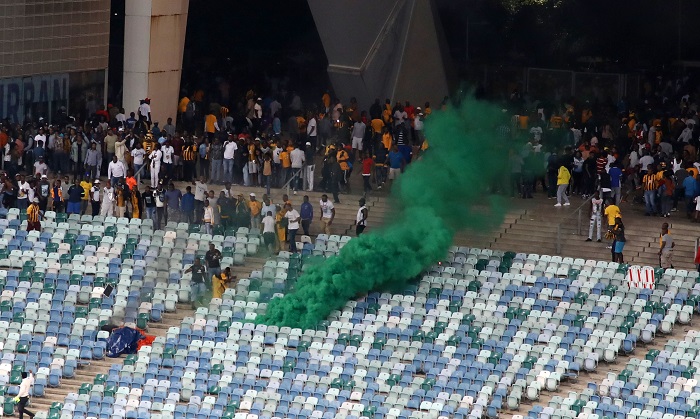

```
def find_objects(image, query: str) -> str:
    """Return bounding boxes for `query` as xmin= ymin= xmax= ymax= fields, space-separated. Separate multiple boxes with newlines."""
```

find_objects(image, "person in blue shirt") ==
xmin=388 ymin=145 xmax=405 ymax=183
xmin=300 ymin=195 xmax=313 ymax=236
xmin=683 ymin=172 xmax=697 ymax=216
xmin=608 ymin=162 xmax=623 ymax=205
xmin=181 ymin=185 xmax=195 ymax=224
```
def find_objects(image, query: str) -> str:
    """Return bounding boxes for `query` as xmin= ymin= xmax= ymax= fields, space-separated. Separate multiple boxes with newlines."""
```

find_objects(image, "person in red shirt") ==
xmin=361 ymin=152 xmax=374 ymax=194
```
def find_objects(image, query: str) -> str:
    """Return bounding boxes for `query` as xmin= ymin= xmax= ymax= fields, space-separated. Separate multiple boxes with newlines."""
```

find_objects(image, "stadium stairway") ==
xmin=30 ymin=256 xmax=269 ymax=415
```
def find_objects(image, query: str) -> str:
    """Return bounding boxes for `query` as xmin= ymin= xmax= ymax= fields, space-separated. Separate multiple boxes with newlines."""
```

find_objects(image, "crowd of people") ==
xmin=0 ymin=89 xmax=438 ymax=253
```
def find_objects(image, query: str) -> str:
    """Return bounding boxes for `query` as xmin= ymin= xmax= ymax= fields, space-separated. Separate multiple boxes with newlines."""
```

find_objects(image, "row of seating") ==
xmin=46 ymin=239 xmax=694 ymax=419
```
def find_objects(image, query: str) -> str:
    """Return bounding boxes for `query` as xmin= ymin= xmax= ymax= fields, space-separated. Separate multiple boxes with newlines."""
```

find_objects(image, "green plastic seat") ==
xmin=282 ymin=361 xmax=295 ymax=373
xmin=330 ymin=378 xmax=345 ymax=389
xmin=79 ymin=383 xmax=92 ymax=394
xmin=0 ymin=301 xmax=11 ymax=312
xmin=124 ymin=354 xmax=138 ymax=366
xmin=372 ymin=337 xmax=386 ymax=349
xmin=70 ymin=274 xmax=83 ymax=285
xmin=348 ymin=335 xmax=361 ymax=347
xmin=226 ymin=401 xmax=239 ymax=413
xmin=49 ymin=402 xmax=63 ymax=415
xmin=645 ymin=349 xmax=659 ymax=361
xmin=89 ymin=298 xmax=101 ymax=311
xmin=337 ymin=333 xmax=350 ymax=346
xmin=104 ymin=226 xmax=117 ymax=237
xmin=208 ymin=385 xmax=221 ymax=395
xmin=16 ymin=344 xmax=29 ymax=354
xmin=13 ymin=312 xmax=25 ymax=324
xmin=386 ymin=374 xmax=401 ymax=386
xmin=421 ymin=378 xmax=436 ymax=391
xmin=94 ymin=374 xmax=107 ymax=385
xmin=218 ymin=321 xmax=231 ymax=333
xmin=75 ymin=307 xmax=89 ymax=319
xmin=104 ymin=385 xmax=117 ymax=397
xmin=163 ymin=348 xmax=175 ymax=359
xmin=9 ymin=370 xmax=22 ymax=385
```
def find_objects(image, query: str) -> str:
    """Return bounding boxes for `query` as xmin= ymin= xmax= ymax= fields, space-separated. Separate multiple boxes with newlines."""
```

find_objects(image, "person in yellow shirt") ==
xmin=204 ymin=112 xmax=219 ymax=138
xmin=280 ymin=148 xmax=291 ymax=185
xmin=80 ymin=177 xmax=92 ymax=215
xmin=178 ymin=96 xmax=190 ymax=114
xmin=275 ymin=204 xmax=287 ymax=252
xmin=115 ymin=186 xmax=126 ymax=218
xmin=381 ymin=127 xmax=392 ymax=152
xmin=604 ymin=201 xmax=621 ymax=232
xmin=370 ymin=118 xmax=385 ymax=142
xmin=337 ymin=146 xmax=350 ymax=192
xmin=424 ymin=102 xmax=432 ymax=117
xmin=212 ymin=267 xmax=235 ymax=299
xmin=248 ymin=193 xmax=262 ymax=230
xmin=27 ymin=198 xmax=42 ymax=232
xmin=142 ymin=134 xmax=156 ymax=155
xmin=554 ymin=165 xmax=571 ymax=207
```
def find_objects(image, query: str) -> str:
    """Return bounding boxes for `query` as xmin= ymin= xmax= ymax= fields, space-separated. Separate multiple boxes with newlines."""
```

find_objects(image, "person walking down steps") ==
xmin=16 ymin=371 xmax=35 ymax=419
xmin=587 ymin=191 xmax=603 ymax=242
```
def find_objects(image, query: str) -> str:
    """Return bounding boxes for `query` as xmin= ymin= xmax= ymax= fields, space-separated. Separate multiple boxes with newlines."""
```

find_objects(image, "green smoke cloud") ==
xmin=259 ymin=96 xmax=509 ymax=328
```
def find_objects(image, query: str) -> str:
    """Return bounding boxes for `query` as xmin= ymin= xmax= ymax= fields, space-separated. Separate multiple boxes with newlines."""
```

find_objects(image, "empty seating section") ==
xmin=0 ymin=210 xmax=265 ymax=417
xmin=45 ymin=237 xmax=700 ymax=419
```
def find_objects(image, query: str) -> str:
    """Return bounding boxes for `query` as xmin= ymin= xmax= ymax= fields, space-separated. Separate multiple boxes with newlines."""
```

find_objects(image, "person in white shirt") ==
xmin=161 ymin=140 xmax=175 ymax=180
xmin=17 ymin=371 xmax=34 ymax=419
xmin=115 ymin=108 xmax=126 ymax=126
xmin=194 ymin=177 xmax=208 ymax=223
xmin=284 ymin=203 xmax=301 ymax=252
xmin=90 ymin=180 xmax=101 ymax=216
xmin=33 ymin=157 xmax=48 ymax=177
xmin=638 ymin=151 xmax=654 ymax=174
xmin=223 ymin=137 xmax=238 ymax=184
xmin=261 ymin=210 xmax=276 ymax=253
xmin=107 ymin=155 xmax=126 ymax=186
xmin=34 ymin=128 xmax=47 ymax=148
xmin=290 ymin=145 xmax=305 ymax=193
xmin=355 ymin=197 xmax=368 ymax=236
xmin=307 ymin=115 xmax=317 ymax=149
xmin=319 ymin=194 xmax=335 ymax=235
xmin=131 ymin=143 xmax=146 ymax=184
xmin=351 ymin=120 xmax=366 ymax=156
xmin=149 ymin=144 xmax=163 ymax=188
xmin=100 ymin=180 xmax=115 ymax=217
xmin=587 ymin=191 xmax=603 ymax=242
xmin=139 ymin=98 xmax=152 ymax=125
xmin=202 ymin=199 xmax=214 ymax=235
xmin=17 ymin=175 xmax=30 ymax=209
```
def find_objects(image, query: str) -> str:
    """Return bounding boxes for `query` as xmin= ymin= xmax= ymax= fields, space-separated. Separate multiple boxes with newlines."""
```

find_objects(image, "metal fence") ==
xmin=463 ymin=64 xmax=640 ymax=102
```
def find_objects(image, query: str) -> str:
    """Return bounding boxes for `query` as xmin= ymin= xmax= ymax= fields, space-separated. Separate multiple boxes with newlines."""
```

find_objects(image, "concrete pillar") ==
xmin=123 ymin=0 xmax=188 ymax=127
xmin=308 ymin=0 xmax=452 ymax=111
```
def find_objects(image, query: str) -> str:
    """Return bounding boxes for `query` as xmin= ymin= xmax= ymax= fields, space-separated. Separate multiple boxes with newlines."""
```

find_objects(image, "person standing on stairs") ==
xmin=586 ymin=191 xmax=603 ymax=242
xmin=16 ymin=371 xmax=35 ymax=419
xmin=659 ymin=223 xmax=675 ymax=269
xmin=554 ymin=164 xmax=571 ymax=207
xmin=355 ymin=198 xmax=368 ymax=236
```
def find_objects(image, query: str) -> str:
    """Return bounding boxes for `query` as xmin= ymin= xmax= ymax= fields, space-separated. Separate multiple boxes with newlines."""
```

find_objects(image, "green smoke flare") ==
xmin=259 ymin=97 xmax=509 ymax=328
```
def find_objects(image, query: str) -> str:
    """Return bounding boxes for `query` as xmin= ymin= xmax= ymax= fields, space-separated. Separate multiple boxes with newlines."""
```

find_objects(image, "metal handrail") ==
xmin=555 ymin=194 xmax=594 ymax=254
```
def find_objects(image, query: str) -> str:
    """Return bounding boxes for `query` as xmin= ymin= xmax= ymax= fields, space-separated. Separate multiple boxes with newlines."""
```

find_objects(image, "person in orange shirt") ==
xmin=370 ymin=117 xmax=384 ymax=138
xmin=280 ymin=147 xmax=291 ymax=186
xmin=322 ymin=91 xmax=331 ymax=113
xmin=382 ymin=127 xmax=393 ymax=152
